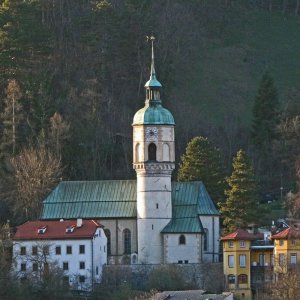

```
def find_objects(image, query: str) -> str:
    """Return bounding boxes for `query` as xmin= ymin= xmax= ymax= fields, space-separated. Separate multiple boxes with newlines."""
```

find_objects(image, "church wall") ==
xmin=163 ymin=233 xmax=201 ymax=264
xmin=199 ymin=215 xmax=220 ymax=262
xmin=100 ymin=219 xmax=137 ymax=262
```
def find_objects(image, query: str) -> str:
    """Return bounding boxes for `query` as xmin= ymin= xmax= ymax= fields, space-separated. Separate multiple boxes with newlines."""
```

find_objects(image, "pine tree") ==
xmin=220 ymin=149 xmax=258 ymax=232
xmin=178 ymin=136 xmax=226 ymax=205
xmin=251 ymin=71 xmax=280 ymax=151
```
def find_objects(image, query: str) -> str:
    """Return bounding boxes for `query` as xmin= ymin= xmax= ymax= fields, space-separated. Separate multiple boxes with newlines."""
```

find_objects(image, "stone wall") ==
xmin=102 ymin=263 xmax=224 ymax=293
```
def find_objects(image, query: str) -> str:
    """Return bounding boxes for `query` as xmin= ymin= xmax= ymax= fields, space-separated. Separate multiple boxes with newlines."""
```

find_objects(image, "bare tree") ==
xmin=1 ymin=145 xmax=62 ymax=222
xmin=49 ymin=112 xmax=70 ymax=157
xmin=0 ymin=79 xmax=23 ymax=156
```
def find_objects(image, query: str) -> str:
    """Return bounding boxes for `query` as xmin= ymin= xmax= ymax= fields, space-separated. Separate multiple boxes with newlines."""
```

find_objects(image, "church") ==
xmin=41 ymin=37 xmax=220 ymax=265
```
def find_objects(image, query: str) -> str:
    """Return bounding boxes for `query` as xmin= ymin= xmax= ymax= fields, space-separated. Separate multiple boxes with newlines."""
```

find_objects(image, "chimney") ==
xmin=77 ymin=218 xmax=83 ymax=228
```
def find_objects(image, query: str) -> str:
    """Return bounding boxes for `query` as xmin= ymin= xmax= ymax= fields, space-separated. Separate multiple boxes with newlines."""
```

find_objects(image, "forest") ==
xmin=0 ymin=0 xmax=300 ymax=225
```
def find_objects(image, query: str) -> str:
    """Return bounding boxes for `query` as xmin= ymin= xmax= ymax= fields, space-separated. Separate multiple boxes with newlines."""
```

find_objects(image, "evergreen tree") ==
xmin=220 ymin=149 xmax=258 ymax=232
xmin=251 ymin=71 xmax=280 ymax=150
xmin=178 ymin=136 xmax=226 ymax=205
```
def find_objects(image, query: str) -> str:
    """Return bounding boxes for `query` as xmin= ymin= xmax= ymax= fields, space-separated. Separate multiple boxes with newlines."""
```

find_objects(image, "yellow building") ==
xmin=272 ymin=227 xmax=300 ymax=274
xmin=221 ymin=229 xmax=274 ymax=300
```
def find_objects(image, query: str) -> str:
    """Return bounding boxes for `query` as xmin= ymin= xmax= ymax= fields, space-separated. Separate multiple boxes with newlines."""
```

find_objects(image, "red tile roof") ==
xmin=13 ymin=219 xmax=101 ymax=240
xmin=271 ymin=227 xmax=300 ymax=239
xmin=221 ymin=229 xmax=263 ymax=241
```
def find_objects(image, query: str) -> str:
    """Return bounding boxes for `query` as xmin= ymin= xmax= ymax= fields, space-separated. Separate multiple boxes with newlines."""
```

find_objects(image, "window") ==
xmin=279 ymin=254 xmax=286 ymax=266
xmin=123 ymin=229 xmax=131 ymax=254
xmin=32 ymin=263 xmax=38 ymax=272
xmin=228 ymin=241 xmax=233 ymax=248
xmin=32 ymin=246 xmax=37 ymax=256
xmin=21 ymin=263 xmax=26 ymax=272
xmin=239 ymin=240 xmax=245 ymax=248
xmin=43 ymin=245 xmax=49 ymax=255
xmin=79 ymin=261 xmax=85 ymax=269
xmin=56 ymin=246 xmax=61 ymax=255
xmin=20 ymin=246 xmax=26 ymax=255
xmin=66 ymin=245 xmax=72 ymax=255
xmin=279 ymin=240 xmax=284 ymax=246
xmin=291 ymin=253 xmax=297 ymax=265
xmin=135 ymin=143 xmax=140 ymax=162
xmin=179 ymin=235 xmax=186 ymax=245
xmin=156 ymin=203 xmax=159 ymax=209
xmin=239 ymin=255 xmax=246 ymax=267
xmin=204 ymin=229 xmax=208 ymax=251
xmin=228 ymin=274 xmax=235 ymax=284
xmin=63 ymin=276 xmax=69 ymax=287
xmin=292 ymin=239 xmax=297 ymax=246
xmin=79 ymin=276 xmax=85 ymax=283
xmin=96 ymin=266 xmax=99 ymax=275
xmin=178 ymin=260 xmax=183 ymax=264
xmin=152 ymin=224 xmax=154 ymax=230
xmin=63 ymin=262 xmax=69 ymax=271
xmin=238 ymin=274 xmax=248 ymax=284
xmin=79 ymin=245 xmax=85 ymax=254
xmin=184 ymin=260 xmax=189 ymax=264
xmin=104 ymin=229 xmax=111 ymax=255
xmin=163 ymin=143 xmax=170 ymax=161
xmin=228 ymin=255 xmax=234 ymax=268
xmin=259 ymin=254 xmax=265 ymax=266
xmin=148 ymin=143 xmax=157 ymax=161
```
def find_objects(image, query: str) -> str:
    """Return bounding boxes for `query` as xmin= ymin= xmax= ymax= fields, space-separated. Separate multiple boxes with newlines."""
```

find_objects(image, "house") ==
xmin=40 ymin=36 xmax=220 ymax=265
xmin=13 ymin=219 xmax=107 ymax=291
xmin=221 ymin=224 xmax=300 ymax=300
xmin=271 ymin=226 xmax=300 ymax=274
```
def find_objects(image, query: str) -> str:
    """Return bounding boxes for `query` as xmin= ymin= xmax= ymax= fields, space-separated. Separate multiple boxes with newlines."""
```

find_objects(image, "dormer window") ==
xmin=66 ymin=225 xmax=75 ymax=233
xmin=38 ymin=225 xmax=47 ymax=234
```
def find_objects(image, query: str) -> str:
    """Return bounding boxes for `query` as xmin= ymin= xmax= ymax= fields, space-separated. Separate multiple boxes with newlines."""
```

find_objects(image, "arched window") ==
xmin=148 ymin=143 xmax=157 ymax=161
xmin=123 ymin=229 xmax=131 ymax=254
xmin=135 ymin=143 xmax=140 ymax=162
xmin=204 ymin=228 xmax=209 ymax=251
xmin=179 ymin=235 xmax=186 ymax=245
xmin=238 ymin=274 xmax=248 ymax=284
xmin=163 ymin=143 xmax=170 ymax=161
xmin=104 ymin=229 xmax=111 ymax=255
xmin=228 ymin=274 xmax=235 ymax=284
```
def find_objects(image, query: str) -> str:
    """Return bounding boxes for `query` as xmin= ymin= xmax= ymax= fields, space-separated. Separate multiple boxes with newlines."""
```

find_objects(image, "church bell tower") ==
xmin=132 ymin=35 xmax=175 ymax=264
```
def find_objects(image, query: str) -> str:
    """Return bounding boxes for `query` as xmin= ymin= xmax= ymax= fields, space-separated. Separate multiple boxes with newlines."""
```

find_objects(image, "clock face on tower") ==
xmin=145 ymin=127 xmax=158 ymax=141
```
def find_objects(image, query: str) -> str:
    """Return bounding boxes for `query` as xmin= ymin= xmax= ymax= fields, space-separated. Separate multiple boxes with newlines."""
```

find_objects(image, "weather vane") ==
xmin=146 ymin=33 xmax=155 ymax=46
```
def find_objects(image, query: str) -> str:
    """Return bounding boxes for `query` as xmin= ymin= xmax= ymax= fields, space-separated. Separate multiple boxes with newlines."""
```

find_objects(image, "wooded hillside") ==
xmin=0 ymin=1 xmax=299 ymax=220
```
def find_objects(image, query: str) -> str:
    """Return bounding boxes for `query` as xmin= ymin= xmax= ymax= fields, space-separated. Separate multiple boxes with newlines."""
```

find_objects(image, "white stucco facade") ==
xmin=200 ymin=215 xmax=220 ymax=262
xmin=13 ymin=222 xmax=107 ymax=291
xmin=163 ymin=233 xmax=202 ymax=264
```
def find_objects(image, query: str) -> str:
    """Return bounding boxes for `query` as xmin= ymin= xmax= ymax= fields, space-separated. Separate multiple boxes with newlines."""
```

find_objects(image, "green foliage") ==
xmin=220 ymin=149 xmax=259 ymax=232
xmin=178 ymin=136 xmax=226 ymax=205
xmin=252 ymin=71 xmax=280 ymax=150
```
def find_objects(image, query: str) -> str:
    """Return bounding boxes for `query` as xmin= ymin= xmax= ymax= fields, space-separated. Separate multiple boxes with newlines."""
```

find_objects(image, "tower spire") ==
xmin=145 ymin=34 xmax=162 ymax=88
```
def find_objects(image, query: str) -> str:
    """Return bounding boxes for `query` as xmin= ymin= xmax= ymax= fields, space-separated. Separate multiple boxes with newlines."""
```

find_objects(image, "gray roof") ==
xmin=41 ymin=180 xmax=219 ymax=233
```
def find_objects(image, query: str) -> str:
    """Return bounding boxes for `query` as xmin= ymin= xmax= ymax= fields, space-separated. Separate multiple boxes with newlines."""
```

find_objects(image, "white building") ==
xmin=40 ymin=37 xmax=220 ymax=265
xmin=13 ymin=219 xmax=107 ymax=291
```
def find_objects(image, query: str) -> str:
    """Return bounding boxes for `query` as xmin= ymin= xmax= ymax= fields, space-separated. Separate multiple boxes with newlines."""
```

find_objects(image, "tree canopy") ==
xmin=178 ymin=136 xmax=226 ymax=206
xmin=220 ymin=149 xmax=259 ymax=232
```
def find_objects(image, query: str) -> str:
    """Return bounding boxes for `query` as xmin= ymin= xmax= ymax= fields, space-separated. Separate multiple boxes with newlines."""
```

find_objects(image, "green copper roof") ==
xmin=41 ymin=180 xmax=219 ymax=234
xmin=162 ymin=182 xmax=219 ymax=233
xmin=41 ymin=180 xmax=137 ymax=219
xmin=132 ymin=101 xmax=175 ymax=125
